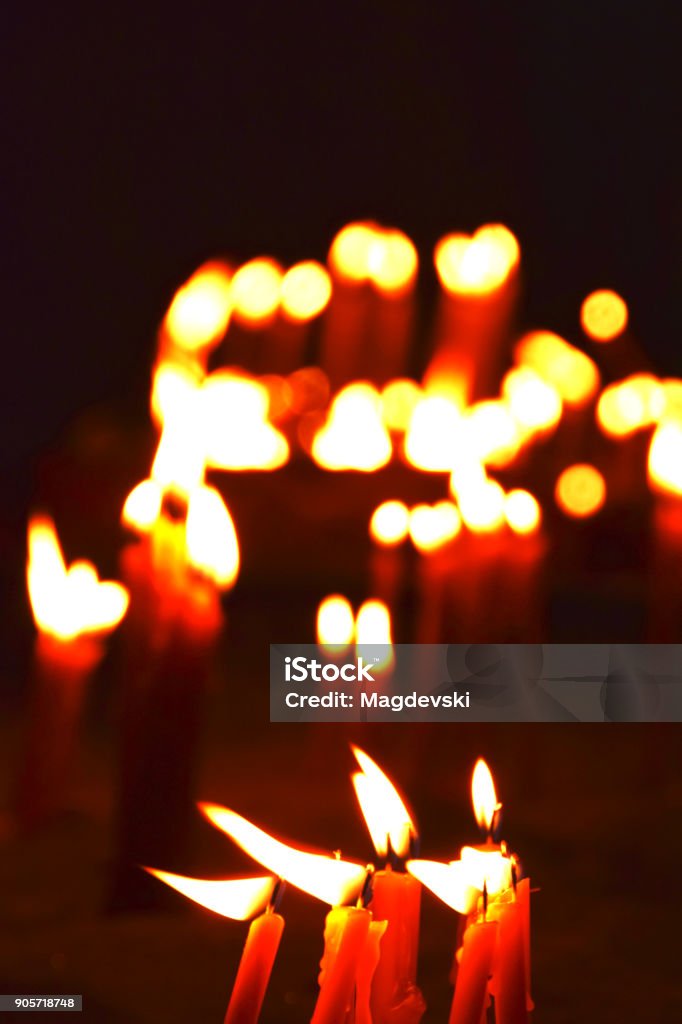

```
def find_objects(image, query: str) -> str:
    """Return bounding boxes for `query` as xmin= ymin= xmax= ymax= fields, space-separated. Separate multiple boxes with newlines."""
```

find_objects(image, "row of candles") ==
xmin=146 ymin=750 xmax=531 ymax=1024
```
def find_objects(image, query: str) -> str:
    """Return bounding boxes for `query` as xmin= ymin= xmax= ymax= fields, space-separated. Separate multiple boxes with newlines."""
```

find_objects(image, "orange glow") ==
xmin=370 ymin=500 xmax=410 ymax=547
xmin=369 ymin=230 xmax=418 ymax=295
xmin=408 ymin=501 xmax=461 ymax=552
xmin=465 ymin=400 xmax=521 ymax=467
xmin=287 ymin=367 xmax=330 ymax=414
xmin=231 ymin=258 xmax=282 ymax=325
xmin=515 ymin=331 xmax=600 ymax=406
xmin=200 ymin=804 xmax=368 ymax=906
xmin=504 ymin=489 xmax=541 ymax=535
xmin=280 ymin=261 xmax=332 ymax=322
xmin=311 ymin=383 xmax=392 ymax=471
xmin=27 ymin=516 xmax=128 ymax=641
xmin=448 ymin=456 xmax=488 ymax=503
xmin=648 ymin=420 xmax=682 ymax=496
xmin=163 ymin=262 xmax=232 ymax=352
xmin=661 ymin=379 xmax=682 ymax=419
xmin=185 ymin=485 xmax=240 ymax=589
xmin=201 ymin=371 xmax=289 ymax=470
xmin=145 ymin=869 xmax=275 ymax=920
xmin=555 ymin=464 xmax=606 ymax=518
xmin=581 ymin=289 xmax=628 ymax=342
xmin=380 ymin=379 xmax=422 ymax=432
xmin=122 ymin=479 xmax=163 ymax=532
xmin=459 ymin=847 xmax=513 ymax=896
xmin=404 ymin=395 xmax=463 ymax=472
xmin=355 ymin=600 xmax=392 ymax=645
xmin=150 ymin=392 xmax=206 ymax=501
xmin=328 ymin=222 xmax=378 ymax=282
xmin=151 ymin=359 xmax=204 ymax=428
xmin=351 ymin=746 xmax=416 ymax=859
xmin=472 ymin=759 xmax=500 ymax=834
xmin=316 ymin=595 xmax=355 ymax=651
xmin=407 ymin=860 xmax=480 ymax=915
xmin=502 ymin=367 xmax=562 ymax=434
xmin=596 ymin=375 xmax=665 ymax=438
xmin=434 ymin=224 xmax=519 ymax=296
xmin=457 ymin=479 xmax=506 ymax=534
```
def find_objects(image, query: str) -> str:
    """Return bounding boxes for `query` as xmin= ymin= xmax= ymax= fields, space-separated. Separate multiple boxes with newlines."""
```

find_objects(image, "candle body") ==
xmin=224 ymin=912 xmax=284 ymax=1024
xmin=311 ymin=905 xmax=371 ymax=1024
xmin=515 ymin=878 xmax=533 ymax=1012
xmin=369 ymin=869 xmax=426 ymax=1024
xmin=449 ymin=920 xmax=497 ymax=1024
xmin=492 ymin=902 xmax=527 ymax=1024
xmin=355 ymin=919 xmax=388 ymax=1024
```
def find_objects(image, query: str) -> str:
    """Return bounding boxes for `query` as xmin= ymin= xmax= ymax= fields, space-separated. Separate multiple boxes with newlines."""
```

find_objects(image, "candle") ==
xmin=490 ymin=898 xmax=527 ymax=1024
xmin=355 ymin=919 xmax=388 ymax=1024
xmin=146 ymin=869 xmax=282 ymax=1024
xmin=312 ymin=904 xmax=372 ymax=1024
xmin=448 ymin=913 xmax=497 ymax=1024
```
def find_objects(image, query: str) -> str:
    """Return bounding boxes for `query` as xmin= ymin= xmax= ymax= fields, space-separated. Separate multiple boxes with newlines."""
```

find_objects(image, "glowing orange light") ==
xmin=355 ymin=600 xmax=392 ymax=645
xmin=661 ymin=379 xmax=682 ymax=419
xmin=581 ymin=289 xmax=628 ymax=342
xmin=404 ymin=395 xmax=463 ymax=472
xmin=408 ymin=502 xmax=461 ymax=552
xmin=27 ymin=516 xmax=129 ymax=642
xmin=231 ymin=258 xmax=282 ymax=325
xmin=351 ymin=746 xmax=416 ymax=859
xmin=515 ymin=331 xmax=600 ymax=406
xmin=151 ymin=358 xmax=204 ymax=428
xmin=369 ymin=230 xmax=418 ymax=295
xmin=434 ymin=225 xmax=519 ymax=296
xmin=145 ymin=869 xmax=276 ymax=920
xmin=185 ymin=485 xmax=240 ymax=589
xmin=648 ymin=420 xmax=682 ymax=497
xmin=457 ymin=479 xmax=506 ymax=534
xmin=122 ymin=479 xmax=163 ymax=533
xmin=316 ymin=595 xmax=355 ymax=652
xmin=150 ymin=391 xmax=206 ymax=501
xmin=465 ymin=401 xmax=521 ymax=467
xmin=555 ymin=464 xmax=606 ymax=518
xmin=370 ymin=500 xmax=410 ymax=547
xmin=201 ymin=371 xmax=289 ymax=470
xmin=459 ymin=847 xmax=512 ymax=896
xmin=380 ymin=379 xmax=422 ymax=432
xmin=163 ymin=262 xmax=232 ymax=353
xmin=200 ymin=804 xmax=368 ymax=906
xmin=471 ymin=759 xmax=499 ymax=833
xmin=311 ymin=383 xmax=392 ymax=471
xmin=287 ymin=367 xmax=330 ymax=414
xmin=328 ymin=222 xmax=379 ymax=283
xmin=504 ymin=489 xmax=541 ymax=535
xmin=502 ymin=367 xmax=562 ymax=434
xmin=407 ymin=860 xmax=480 ymax=915
xmin=280 ymin=261 xmax=332 ymax=322
xmin=596 ymin=375 xmax=664 ymax=438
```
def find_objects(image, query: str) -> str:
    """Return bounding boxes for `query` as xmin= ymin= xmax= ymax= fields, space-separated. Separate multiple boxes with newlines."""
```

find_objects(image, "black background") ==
xmin=2 ymin=2 xmax=680 ymax=468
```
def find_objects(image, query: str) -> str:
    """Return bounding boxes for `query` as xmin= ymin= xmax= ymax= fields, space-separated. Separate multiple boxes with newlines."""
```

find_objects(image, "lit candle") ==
xmin=351 ymin=746 xmax=425 ymax=1024
xmin=489 ymin=895 xmax=527 ymax=1024
xmin=448 ymin=906 xmax=497 ymax=1024
xmin=459 ymin=760 xmax=512 ymax=894
xmin=146 ymin=869 xmax=283 ymax=1024
xmin=312 ymin=901 xmax=372 ymax=1024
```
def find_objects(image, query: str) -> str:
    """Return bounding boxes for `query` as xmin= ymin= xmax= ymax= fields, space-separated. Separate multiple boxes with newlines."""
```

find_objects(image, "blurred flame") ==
xmin=316 ymin=595 xmax=355 ymax=651
xmin=555 ymin=464 xmax=606 ymax=518
xmin=596 ymin=375 xmax=665 ymax=438
xmin=151 ymin=358 xmax=204 ymax=428
xmin=581 ymin=289 xmax=628 ymax=342
xmin=27 ymin=516 xmax=128 ymax=641
xmin=409 ymin=502 xmax=461 ymax=552
xmin=355 ymin=600 xmax=393 ymax=672
xmin=504 ymin=489 xmax=541 ymax=535
xmin=145 ymin=869 xmax=275 ymax=920
xmin=163 ymin=262 xmax=232 ymax=352
xmin=328 ymin=223 xmax=417 ymax=293
xmin=380 ymin=379 xmax=422 ymax=432
xmin=515 ymin=331 xmax=600 ymax=406
xmin=351 ymin=746 xmax=416 ymax=859
xmin=502 ymin=367 xmax=562 ymax=435
xmin=464 ymin=401 xmax=521 ymax=467
xmin=648 ymin=419 xmax=682 ymax=497
xmin=312 ymin=383 xmax=392 ymax=471
xmin=370 ymin=500 xmax=410 ymax=547
xmin=151 ymin=388 xmax=206 ymax=500
xmin=471 ymin=759 xmax=499 ymax=834
xmin=280 ymin=261 xmax=332 ymax=322
xmin=434 ymin=225 xmax=519 ymax=296
xmin=199 ymin=804 xmax=367 ymax=906
xmin=231 ymin=258 xmax=282 ymax=325
xmin=404 ymin=395 xmax=463 ymax=471
xmin=457 ymin=479 xmax=506 ymax=534
xmin=185 ymin=485 xmax=240 ymax=589
xmin=122 ymin=479 xmax=163 ymax=532
xmin=201 ymin=371 xmax=289 ymax=470
xmin=329 ymin=222 xmax=378 ymax=283
xmin=407 ymin=860 xmax=480 ymax=915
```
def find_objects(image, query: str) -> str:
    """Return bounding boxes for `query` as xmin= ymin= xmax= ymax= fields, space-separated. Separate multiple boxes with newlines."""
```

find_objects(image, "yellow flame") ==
xmin=465 ymin=400 xmax=521 ymax=467
xmin=471 ymin=759 xmax=499 ymax=833
xmin=163 ymin=262 xmax=232 ymax=352
xmin=404 ymin=395 xmax=463 ymax=472
xmin=199 ymin=804 xmax=367 ymax=906
xmin=185 ymin=485 xmax=240 ymax=589
xmin=459 ymin=847 xmax=513 ymax=896
xmin=145 ymin=869 xmax=275 ymax=920
xmin=121 ymin=479 xmax=163 ymax=533
xmin=434 ymin=225 xmax=519 ymax=295
xmin=515 ymin=331 xmax=600 ymax=406
xmin=201 ymin=372 xmax=289 ymax=470
xmin=369 ymin=230 xmax=418 ymax=295
xmin=27 ymin=516 xmax=129 ymax=641
xmin=504 ymin=489 xmax=541 ymax=535
xmin=648 ymin=419 xmax=682 ymax=496
xmin=457 ymin=479 xmax=506 ymax=534
xmin=380 ymin=379 xmax=422 ymax=432
xmin=351 ymin=746 xmax=416 ymax=859
xmin=370 ymin=500 xmax=410 ymax=546
xmin=151 ymin=358 xmax=205 ymax=428
xmin=355 ymin=600 xmax=392 ymax=645
xmin=555 ymin=464 xmax=606 ymax=519
xmin=316 ymin=595 xmax=355 ymax=651
xmin=280 ymin=261 xmax=332 ymax=322
xmin=580 ymin=289 xmax=628 ymax=342
xmin=596 ymin=375 xmax=665 ymax=438
xmin=409 ymin=502 xmax=461 ymax=552
xmin=328 ymin=222 xmax=379 ymax=283
xmin=312 ymin=383 xmax=392 ymax=471
xmin=231 ymin=258 xmax=282 ymax=325
xmin=502 ymin=367 xmax=562 ymax=434
xmin=407 ymin=860 xmax=481 ymax=914
xmin=151 ymin=388 xmax=206 ymax=501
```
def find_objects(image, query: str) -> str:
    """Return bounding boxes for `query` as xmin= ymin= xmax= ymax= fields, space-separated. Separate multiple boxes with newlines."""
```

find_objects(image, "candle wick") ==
xmin=482 ymin=881 xmax=488 ymax=921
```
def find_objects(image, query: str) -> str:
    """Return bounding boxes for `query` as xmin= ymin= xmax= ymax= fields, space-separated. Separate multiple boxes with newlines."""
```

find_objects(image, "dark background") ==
xmin=2 ymin=2 xmax=681 ymax=470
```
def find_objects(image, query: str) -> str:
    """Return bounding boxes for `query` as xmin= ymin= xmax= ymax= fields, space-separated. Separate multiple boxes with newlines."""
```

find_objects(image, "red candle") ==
xmin=224 ymin=910 xmax=285 ymax=1024
xmin=491 ymin=901 xmax=527 ymax=1024
xmin=312 ymin=905 xmax=372 ymax=1024
xmin=355 ymin=919 xmax=388 ymax=1024
xmin=448 ymin=917 xmax=497 ymax=1024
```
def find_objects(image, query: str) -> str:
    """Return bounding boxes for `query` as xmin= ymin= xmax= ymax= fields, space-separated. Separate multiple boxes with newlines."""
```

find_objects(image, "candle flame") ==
xmin=27 ymin=516 xmax=128 ymax=641
xmin=370 ymin=500 xmax=410 ymax=547
xmin=316 ymin=595 xmax=355 ymax=651
xmin=280 ymin=261 xmax=332 ymax=322
xmin=145 ymin=868 xmax=276 ymax=920
xmin=185 ymin=485 xmax=240 ymax=589
xmin=580 ymin=289 xmax=628 ymax=342
xmin=380 ymin=379 xmax=422 ymax=432
xmin=163 ymin=262 xmax=232 ymax=353
xmin=502 ymin=367 xmax=562 ymax=435
xmin=311 ymin=383 xmax=392 ymax=471
xmin=515 ymin=331 xmax=600 ymax=407
xmin=457 ymin=479 xmax=506 ymax=535
xmin=555 ymin=464 xmax=606 ymax=519
xmin=328 ymin=223 xmax=417 ymax=294
xmin=231 ymin=258 xmax=282 ymax=326
xmin=201 ymin=372 xmax=289 ymax=470
xmin=464 ymin=401 xmax=521 ymax=468
xmin=351 ymin=746 xmax=416 ymax=859
xmin=596 ymin=375 xmax=665 ymax=438
xmin=407 ymin=859 xmax=481 ymax=914
xmin=648 ymin=419 xmax=682 ymax=497
xmin=408 ymin=502 xmax=461 ymax=552
xmin=150 ymin=392 xmax=206 ymax=501
xmin=504 ymin=489 xmax=541 ymax=535
xmin=471 ymin=759 xmax=500 ymax=834
xmin=355 ymin=600 xmax=393 ymax=672
xmin=434 ymin=225 xmax=519 ymax=296
xmin=199 ymin=804 xmax=367 ymax=906
xmin=404 ymin=395 xmax=463 ymax=472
